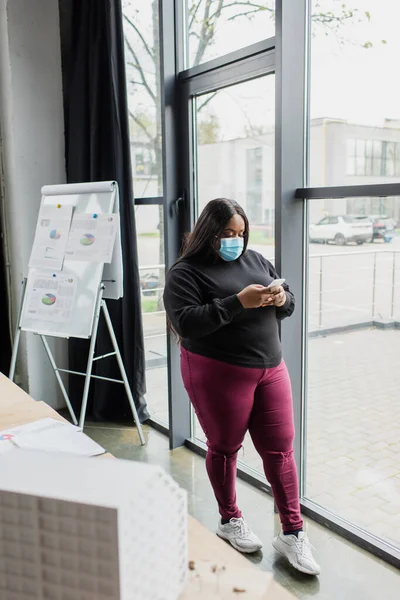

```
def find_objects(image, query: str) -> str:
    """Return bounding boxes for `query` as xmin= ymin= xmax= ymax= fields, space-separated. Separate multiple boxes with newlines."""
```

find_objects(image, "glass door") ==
xmin=190 ymin=74 xmax=276 ymax=479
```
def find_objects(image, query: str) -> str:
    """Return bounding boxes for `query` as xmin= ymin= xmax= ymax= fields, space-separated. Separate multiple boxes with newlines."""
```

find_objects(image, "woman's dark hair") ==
xmin=166 ymin=198 xmax=249 ymax=340
xmin=179 ymin=198 xmax=249 ymax=264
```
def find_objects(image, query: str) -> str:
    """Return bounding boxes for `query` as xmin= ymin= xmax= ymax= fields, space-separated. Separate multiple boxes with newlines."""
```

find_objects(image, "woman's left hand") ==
xmin=263 ymin=286 xmax=286 ymax=308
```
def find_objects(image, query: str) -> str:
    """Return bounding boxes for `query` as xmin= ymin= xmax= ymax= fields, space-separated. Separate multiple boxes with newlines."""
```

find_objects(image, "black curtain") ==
xmin=0 ymin=212 xmax=12 ymax=375
xmin=61 ymin=0 xmax=149 ymax=422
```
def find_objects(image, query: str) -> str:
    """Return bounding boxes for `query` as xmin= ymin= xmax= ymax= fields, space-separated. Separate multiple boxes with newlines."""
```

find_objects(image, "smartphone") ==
xmin=266 ymin=278 xmax=285 ymax=289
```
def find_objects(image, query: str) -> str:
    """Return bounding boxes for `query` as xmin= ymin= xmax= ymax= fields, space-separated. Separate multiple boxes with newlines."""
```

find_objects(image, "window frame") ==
xmin=124 ymin=0 xmax=400 ymax=569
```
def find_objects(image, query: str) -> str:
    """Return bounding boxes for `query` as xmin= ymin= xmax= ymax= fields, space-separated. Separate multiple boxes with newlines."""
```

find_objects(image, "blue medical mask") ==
xmin=218 ymin=237 xmax=244 ymax=261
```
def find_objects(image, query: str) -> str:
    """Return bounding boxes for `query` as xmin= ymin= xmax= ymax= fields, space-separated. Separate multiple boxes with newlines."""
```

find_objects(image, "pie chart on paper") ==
xmin=80 ymin=233 xmax=95 ymax=246
xmin=42 ymin=293 xmax=56 ymax=306
xmin=49 ymin=229 xmax=62 ymax=240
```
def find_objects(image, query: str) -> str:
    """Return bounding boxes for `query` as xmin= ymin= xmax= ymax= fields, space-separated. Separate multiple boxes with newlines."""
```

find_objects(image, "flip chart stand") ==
xmin=9 ymin=282 xmax=146 ymax=446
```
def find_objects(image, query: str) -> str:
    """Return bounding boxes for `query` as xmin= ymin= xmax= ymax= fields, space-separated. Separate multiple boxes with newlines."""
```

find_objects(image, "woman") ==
xmin=163 ymin=198 xmax=320 ymax=576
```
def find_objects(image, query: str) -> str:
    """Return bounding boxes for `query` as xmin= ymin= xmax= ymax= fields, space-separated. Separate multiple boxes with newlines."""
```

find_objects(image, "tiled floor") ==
xmin=85 ymin=423 xmax=400 ymax=600
xmin=306 ymin=328 xmax=400 ymax=548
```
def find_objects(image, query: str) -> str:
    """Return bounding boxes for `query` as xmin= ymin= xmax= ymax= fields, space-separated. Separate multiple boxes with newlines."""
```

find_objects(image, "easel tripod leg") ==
xmin=40 ymin=335 xmax=78 ymax=426
xmin=9 ymin=327 xmax=21 ymax=382
xmin=101 ymin=300 xmax=146 ymax=446
xmin=78 ymin=286 xmax=104 ymax=429
xmin=9 ymin=278 xmax=27 ymax=381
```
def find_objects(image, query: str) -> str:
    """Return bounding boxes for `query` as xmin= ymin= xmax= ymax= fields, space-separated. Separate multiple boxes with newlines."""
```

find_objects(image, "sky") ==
xmin=193 ymin=0 xmax=400 ymax=131
xmin=309 ymin=0 xmax=400 ymax=125
xmin=122 ymin=0 xmax=400 ymax=139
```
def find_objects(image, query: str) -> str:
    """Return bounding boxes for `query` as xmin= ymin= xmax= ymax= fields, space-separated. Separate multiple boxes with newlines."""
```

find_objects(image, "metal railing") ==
xmin=310 ymin=249 xmax=400 ymax=331
xmin=139 ymin=264 xmax=165 ymax=304
xmin=139 ymin=264 xmax=167 ymax=345
xmin=138 ymin=252 xmax=400 ymax=337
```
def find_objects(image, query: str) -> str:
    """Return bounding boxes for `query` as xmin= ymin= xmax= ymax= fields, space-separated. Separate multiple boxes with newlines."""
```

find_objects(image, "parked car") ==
xmin=140 ymin=272 xmax=160 ymax=296
xmin=368 ymin=215 xmax=397 ymax=243
xmin=309 ymin=215 xmax=373 ymax=246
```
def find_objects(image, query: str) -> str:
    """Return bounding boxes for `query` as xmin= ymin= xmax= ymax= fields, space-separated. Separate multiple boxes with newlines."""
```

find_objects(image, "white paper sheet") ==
xmin=14 ymin=429 xmax=105 ymax=457
xmin=0 ymin=418 xmax=105 ymax=457
xmin=24 ymin=271 xmax=78 ymax=324
xmin=65 ymin=212 xmax=119 ymax=264
xmin=0 ymin=418 xmax=79 ymax=441
xmin=28 ymin=204 xmax=73 ymax=271
xmin=0 ymin=441 xmax=14 ymax=454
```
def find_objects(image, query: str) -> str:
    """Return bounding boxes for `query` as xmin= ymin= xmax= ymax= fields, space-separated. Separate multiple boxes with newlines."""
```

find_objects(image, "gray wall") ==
xmin=0 ymin=0 xmax=67 ymax=407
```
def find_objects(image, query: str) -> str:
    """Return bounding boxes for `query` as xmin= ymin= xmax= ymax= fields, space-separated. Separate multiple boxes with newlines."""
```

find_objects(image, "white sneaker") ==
xmin=217 ymin=517 xmax=263 ymax=554
xmin=273 ymin=532 xmax=320 ymax=576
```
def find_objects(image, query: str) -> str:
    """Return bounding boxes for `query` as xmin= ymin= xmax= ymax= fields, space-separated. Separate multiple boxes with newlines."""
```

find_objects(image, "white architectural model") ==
xmin=0 ymin=450 xmax=187 ymax=600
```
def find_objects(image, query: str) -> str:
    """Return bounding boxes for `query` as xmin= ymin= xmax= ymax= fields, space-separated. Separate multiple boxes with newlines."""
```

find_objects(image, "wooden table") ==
xmin=0 ymin=373 xmax=294 ymax=599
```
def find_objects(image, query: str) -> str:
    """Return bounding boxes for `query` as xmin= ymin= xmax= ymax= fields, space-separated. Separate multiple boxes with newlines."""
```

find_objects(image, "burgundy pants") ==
xmin=181 ymin=348 xmax=303 ymax=533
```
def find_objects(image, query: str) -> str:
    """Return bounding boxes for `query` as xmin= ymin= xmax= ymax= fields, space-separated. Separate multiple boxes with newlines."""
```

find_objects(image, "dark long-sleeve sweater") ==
xmin=163 ymin=249 xmax=295 ymax=368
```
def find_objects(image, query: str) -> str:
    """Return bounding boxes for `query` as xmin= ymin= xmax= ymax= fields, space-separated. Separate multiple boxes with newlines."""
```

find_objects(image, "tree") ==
xmin=124 ymin=1 xmax=164 ymax=279
xmin=198 ymin=114 xmax=221 ymax=145
xmin=122 ymin=0 xmax=378 ymax=271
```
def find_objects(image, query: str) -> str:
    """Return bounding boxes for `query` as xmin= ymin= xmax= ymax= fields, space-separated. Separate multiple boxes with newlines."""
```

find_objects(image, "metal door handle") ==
xmin=172 ymin=192 xmax=186 ymax=216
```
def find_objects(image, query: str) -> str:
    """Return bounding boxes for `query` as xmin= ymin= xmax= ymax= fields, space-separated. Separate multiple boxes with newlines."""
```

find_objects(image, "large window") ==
xmin=123 ymin=0 xmax=164 ymax=198
xmin=310 ymin=0 xmax=400 ymax=193
xmin=123 ymin=1 xmax=167 ymax=425
xmin=185 ymin=0 xmax=275 ymax=68
xmin=347 ymin=139 xmax=400 ymax=177
xmin=192 ymin=75 xmax=275 ymax=476
xmin=308 ymin=0 xmax=400 ymax=558
xmin=136 ymin=205 xmax=168 ymax=424
xmin=121 ymin=0 xmax=400 ymax=567
xmin=246 ymin=147 xmax=264 ymax=224
xmin=347 ymin=139 xmax=383 ymax=177
xmin=195 ymin=77 xmax=274 ymax=225
xmin=383 ymin=142 xmax=400 ymax=177
xmin=306 ymin=199 xmax=400 ymax=550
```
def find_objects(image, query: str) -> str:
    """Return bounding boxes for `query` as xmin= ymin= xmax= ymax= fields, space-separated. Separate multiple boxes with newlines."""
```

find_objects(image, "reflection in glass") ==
xmin=186 ymin=0 xmax=275 ymax=68
xmin=122 ymin=0 xmax=163 ymax=197
xmin=136 ymin=206 xmax=168 ymax=424
xmin=192 ymin=75 xmax=275 ymax=475
xmin=306 ymin=199 xmax=400 ymax=549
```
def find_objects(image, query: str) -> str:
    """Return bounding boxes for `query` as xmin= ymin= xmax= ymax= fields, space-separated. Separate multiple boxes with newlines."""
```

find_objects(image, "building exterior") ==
xmin=309 ymin=118 xmax=400 ymax=224
xmin=131 ymin=118 xmax=400 ymax=234
xmin=197 ymin=133 xmax=275 ymax=231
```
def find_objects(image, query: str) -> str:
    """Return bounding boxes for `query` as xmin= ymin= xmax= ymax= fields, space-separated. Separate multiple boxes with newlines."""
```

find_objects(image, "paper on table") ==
xmin=28 ymin=205 xmax=73 ymax=271
xmin=0 ymin=417 xmax=75 ymax=440
xmin=65 ymin=212 xmax=119 ymax=264
xmin=14 ymin=428 xmax=105 ymax=457
xmin=0 ymin=418 xmax=105 ymax=457
xmin=23 ymin=271 xmax=78 ymax=324
xmin=0 ymin=441 xmax=14 ymax=455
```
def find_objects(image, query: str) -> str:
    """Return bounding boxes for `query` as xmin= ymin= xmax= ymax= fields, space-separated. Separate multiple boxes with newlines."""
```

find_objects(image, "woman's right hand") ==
xmin=237 ymin=284 xmax=272 ymax=309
